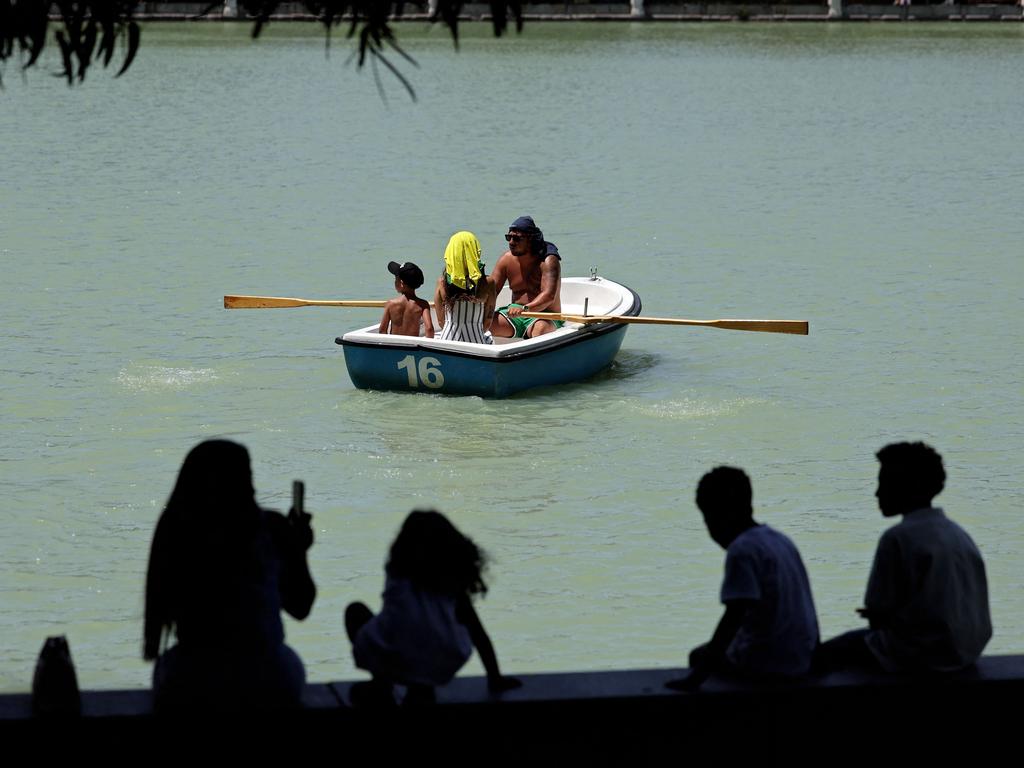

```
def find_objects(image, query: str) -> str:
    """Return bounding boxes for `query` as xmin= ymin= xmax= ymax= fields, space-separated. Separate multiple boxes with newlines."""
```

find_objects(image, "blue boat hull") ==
xmin=342 ymin=323 xmax=630 ymax=398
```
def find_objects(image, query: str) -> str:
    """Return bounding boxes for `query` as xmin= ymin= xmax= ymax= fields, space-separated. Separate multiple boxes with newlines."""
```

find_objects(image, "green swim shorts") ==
xmin=497 ymin=304 xmax=564 ymax=339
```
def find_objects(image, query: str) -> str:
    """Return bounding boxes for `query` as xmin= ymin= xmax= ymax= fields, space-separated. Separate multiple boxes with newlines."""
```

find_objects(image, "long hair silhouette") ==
xmin=143 ymin=440 xmax=264 ymax=660
xmin=385 ymin=509 xmax=488 ymax=598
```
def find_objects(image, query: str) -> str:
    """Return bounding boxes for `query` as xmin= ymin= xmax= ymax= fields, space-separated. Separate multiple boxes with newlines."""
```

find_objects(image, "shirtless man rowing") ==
xmin=489 ymin=216 xmax=563 ymax=339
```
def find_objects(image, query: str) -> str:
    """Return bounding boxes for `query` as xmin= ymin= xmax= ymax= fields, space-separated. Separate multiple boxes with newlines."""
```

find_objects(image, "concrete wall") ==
xmin=2 ymin=656 xmax=1022 ymax=759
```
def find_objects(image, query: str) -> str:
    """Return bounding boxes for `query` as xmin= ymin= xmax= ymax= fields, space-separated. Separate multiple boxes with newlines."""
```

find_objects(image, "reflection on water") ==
xmin=116 ymin=364 xmax=220 ymax=392
xmin=592 ymin=350 xmax=661 ymax=382
xmin=627 ymin=395 xmax=770 ymax=421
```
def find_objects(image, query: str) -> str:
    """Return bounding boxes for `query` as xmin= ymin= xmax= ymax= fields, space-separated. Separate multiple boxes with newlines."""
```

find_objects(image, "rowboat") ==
xmin=335 ymin=276 xmax=642 ymax=398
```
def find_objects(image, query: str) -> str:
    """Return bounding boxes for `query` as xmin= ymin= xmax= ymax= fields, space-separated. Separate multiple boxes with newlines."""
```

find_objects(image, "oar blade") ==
xmin=224 ymin=295 xmax=309 ymax=309
xmin=714 ymin=319 xmax=809 ymax=335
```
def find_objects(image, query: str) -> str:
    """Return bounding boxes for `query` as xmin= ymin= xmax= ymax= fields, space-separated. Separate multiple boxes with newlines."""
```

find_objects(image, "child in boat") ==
xmin=379 ymin=261 xmax=433 ymax=338
xmin=433 ymin=231 xmax=495 ymax=344
xmin=345 ymin=509 xmax=520 ymax=704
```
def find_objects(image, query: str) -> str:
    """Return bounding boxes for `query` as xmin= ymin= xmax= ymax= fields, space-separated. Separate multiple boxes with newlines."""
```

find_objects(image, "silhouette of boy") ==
xmin=817 ymin=442 xmax=991 ymax=673
xmin=667 ymin=467 xmax=819 ymax=691
xmin=379 ymin=261 xmax=434 ymax=338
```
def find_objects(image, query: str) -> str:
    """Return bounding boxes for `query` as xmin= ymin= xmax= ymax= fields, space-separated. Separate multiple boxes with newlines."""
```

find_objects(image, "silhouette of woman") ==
xmin=143 ymin=440 xmax=316 ymax=712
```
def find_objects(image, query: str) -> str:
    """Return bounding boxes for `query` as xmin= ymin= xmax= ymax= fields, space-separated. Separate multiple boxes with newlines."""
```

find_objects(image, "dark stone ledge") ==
xmin=2 ymin=657 xmax=1021 ymax=760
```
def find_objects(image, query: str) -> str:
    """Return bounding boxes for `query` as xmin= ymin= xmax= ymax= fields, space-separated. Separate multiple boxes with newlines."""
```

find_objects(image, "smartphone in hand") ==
xmin=289 ymin=480 xmax=313 ymax=551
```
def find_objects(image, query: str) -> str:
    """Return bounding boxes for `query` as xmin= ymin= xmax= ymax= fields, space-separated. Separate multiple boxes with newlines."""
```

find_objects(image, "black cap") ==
xmin=388 ymin=261 xmax=425 ymax=289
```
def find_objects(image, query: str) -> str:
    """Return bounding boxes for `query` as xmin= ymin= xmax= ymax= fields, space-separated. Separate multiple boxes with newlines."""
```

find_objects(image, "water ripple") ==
xmin=115 ymin=364 xmax=219 ymax=392
xmin=629 ymin=395 xmax=768 ymax=421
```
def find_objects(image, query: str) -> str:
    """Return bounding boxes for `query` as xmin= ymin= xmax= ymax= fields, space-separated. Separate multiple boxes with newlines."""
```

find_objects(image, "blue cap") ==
xmin=508 ymin=215 xmax=538 ymax=233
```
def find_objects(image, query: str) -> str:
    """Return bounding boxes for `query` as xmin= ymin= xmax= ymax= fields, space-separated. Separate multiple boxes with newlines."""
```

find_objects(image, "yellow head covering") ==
xmin=443 ymin=231 xmax=484 ymax=292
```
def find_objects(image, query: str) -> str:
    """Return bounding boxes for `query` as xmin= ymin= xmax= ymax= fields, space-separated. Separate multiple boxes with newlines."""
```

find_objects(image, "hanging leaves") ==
xmin=0 ymin=1 xmax=525 ymax=91
xmin=0 ymin=1 xmax=140 ymax=86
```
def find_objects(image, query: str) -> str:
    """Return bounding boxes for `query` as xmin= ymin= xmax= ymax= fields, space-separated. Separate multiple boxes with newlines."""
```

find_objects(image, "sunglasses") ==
xmin=505 ymin=233 xmax=527 ymax=242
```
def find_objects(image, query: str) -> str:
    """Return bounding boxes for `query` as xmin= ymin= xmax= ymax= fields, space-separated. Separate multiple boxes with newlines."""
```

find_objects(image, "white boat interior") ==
xmin=341 ymin=276 xmax=638 ymax=358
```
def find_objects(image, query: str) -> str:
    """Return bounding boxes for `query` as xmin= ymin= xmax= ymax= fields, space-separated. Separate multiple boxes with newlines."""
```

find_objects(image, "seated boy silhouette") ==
xmin=817 ymin=442 xmax=991 ymax=673
xmin=667 ymin=466 xmax=819 ymax=691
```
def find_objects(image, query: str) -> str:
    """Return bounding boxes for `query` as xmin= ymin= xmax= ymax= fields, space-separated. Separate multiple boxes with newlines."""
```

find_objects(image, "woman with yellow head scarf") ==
xmin=433 ymin=231 xmax=495 ymax=344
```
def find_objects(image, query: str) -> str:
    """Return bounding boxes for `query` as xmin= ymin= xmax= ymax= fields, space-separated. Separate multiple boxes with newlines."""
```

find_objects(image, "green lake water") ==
xmin=1 ymin=21 xmax=1022 ymax=691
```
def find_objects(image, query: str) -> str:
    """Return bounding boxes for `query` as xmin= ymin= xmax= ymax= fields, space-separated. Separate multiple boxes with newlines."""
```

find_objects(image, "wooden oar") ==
xmin=224 ymin=295 xmax=391 ymax=309
xmin=523 ymin=311 xmax=809 ymax=335
xmin=224 ymin=295 xmax=807 ymax=335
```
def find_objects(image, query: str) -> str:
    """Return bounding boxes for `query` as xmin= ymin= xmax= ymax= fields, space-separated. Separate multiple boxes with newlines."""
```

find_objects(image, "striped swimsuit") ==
xmin=438 ymin=299 xmax=491 ymax=344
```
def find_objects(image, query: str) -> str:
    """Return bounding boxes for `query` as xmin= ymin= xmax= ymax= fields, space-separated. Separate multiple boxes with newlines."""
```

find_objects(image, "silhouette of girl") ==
xmin=143 ymin=440 xmax=316 ymax=712
xmin=346 ymin=509 xmax=519 ymax=703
